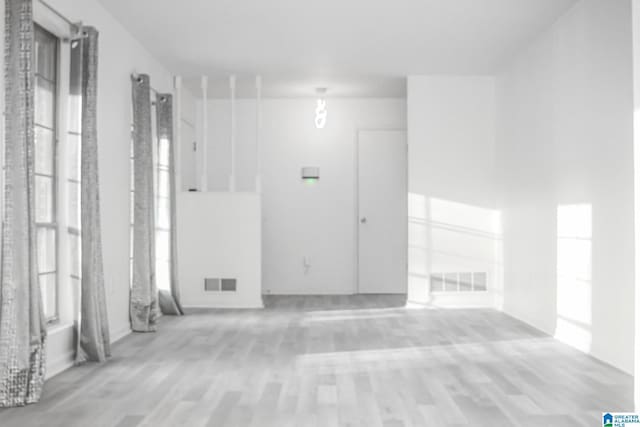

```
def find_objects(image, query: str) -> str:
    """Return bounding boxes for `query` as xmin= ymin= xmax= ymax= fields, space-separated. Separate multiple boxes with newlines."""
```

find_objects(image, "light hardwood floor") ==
xmin=0 ymin=295 xmax=633 ymax=426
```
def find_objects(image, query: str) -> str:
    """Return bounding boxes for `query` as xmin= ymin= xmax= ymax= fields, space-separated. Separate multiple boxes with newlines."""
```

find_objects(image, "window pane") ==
xmin=35 ymin=78 xmax=55 ymax=129
xmin=39 ymin=273 xmax=57 ymax=320
xmin=156 ymin=259 xmax=170 ymax=292
xmin=35 ymin=126 xmax=54 ymax=175
xmin=156 ymin=229 xmax=170 ymax=262
xmin=157 ymin=170 xmax=170 ymax=198
xmin=35 ymin=175 xmax=54 ymax=223
xmin=37 ymin=226 xmax=56 ymax=273
xmin=156 ymin=197 xmax=170 ymax=229
xmin=35 ymin=28 xmax=57 ymax=81
xmin=158 ymin=137 xmax=170 ymax=167
xmin=34 ymin=24 xmax=58 ymax=323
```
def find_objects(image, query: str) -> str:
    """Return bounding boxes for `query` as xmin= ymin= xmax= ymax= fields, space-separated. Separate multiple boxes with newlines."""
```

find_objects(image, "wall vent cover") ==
xmin=204 ymin=278 xmax=237 ymax=292
xmin=221 ymin=279 xmax=237 ymax=292
xmin=430 ymin=272 xmax=487 ymax=293
xmin=204 ymin=278 xmax=221 ymax=292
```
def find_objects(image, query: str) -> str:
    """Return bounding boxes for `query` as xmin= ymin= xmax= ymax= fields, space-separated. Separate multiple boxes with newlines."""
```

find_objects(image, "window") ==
xmin=34 ymin=24 xmax=59 ymax=322
xmin=67 ymin=31 xmax=83 ymax=312
xmin=155 ymin=123 xmax=172 ymax=292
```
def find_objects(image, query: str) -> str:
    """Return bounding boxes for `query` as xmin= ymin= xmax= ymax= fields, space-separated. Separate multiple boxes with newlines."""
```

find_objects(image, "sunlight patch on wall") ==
xmin=555 ymin=204 xmax=592 ymax=353
xmin=408 ymin=193 xmax=429 ymax=303
xmin=407 ymin=194 xmax=503 ymax=306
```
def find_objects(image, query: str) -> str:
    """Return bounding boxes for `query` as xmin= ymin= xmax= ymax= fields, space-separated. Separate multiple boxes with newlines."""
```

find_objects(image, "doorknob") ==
xmin=360 ymin=217 xmax=367 ymax=224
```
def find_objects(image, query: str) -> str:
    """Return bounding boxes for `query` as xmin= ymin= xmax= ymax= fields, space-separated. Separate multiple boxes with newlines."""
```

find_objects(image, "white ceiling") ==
xmin=98 ymin=0 xmax=577 ymax=98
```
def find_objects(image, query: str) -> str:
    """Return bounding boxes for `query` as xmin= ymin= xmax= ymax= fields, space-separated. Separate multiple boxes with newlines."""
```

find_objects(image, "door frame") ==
xmin=355 ymin=129 xmax=408 ymax=294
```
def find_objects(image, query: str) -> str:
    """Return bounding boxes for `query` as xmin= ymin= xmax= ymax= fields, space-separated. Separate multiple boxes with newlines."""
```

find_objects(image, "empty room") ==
xmin=1 ymin=0 xmax=640 ymax=426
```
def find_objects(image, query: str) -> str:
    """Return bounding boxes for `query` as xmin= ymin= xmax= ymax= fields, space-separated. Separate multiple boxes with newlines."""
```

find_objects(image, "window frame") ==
xmin=33 ymin=4 xmax=76 ymax=328
xmin=34 ymin=22 xmax=61 ymax=324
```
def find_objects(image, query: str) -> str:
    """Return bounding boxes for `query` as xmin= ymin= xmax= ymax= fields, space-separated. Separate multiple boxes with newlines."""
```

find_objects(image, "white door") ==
xmin=357 ymin=130 xmax=407 ymax=294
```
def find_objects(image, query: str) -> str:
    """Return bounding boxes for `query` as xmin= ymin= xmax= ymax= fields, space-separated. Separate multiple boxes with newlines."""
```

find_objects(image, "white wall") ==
xmin=33 ymin=0 xmax=175 ymax=376
xmin=193 ymin=98 xmax=406 ymax=294
xmin=263 ymin=99 xmax=406 ymax=294
xmin=200 ymin=99 xmax=259 ymax=192
xmin=177 ymin=193 xmax=262 ymax=308
xmin=633 ymin=0 xmax=640 ymax=409
xmin=496 ymin=0 xmax=634 ymax=373
xmin=407 ymin=76 xmax=501 ymax=307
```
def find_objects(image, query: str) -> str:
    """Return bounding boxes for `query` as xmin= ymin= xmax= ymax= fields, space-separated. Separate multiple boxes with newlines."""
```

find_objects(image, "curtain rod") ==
xmin=38 ymin=0 xmax=82 ymax=32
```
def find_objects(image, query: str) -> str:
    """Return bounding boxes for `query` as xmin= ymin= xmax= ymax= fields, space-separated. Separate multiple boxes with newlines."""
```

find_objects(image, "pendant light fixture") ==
xmin=315 ymin=87 xmax=328 ymax=129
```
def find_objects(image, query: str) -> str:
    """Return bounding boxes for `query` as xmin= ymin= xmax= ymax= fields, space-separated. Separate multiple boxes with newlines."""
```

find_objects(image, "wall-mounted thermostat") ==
xmin=301 ymin=167 xmax=320 ymax=181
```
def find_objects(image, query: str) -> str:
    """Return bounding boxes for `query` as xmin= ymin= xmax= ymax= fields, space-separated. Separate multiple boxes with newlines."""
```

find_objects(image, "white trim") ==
xmin=110 ymin=324 xmax=132 ymax=343
xmin=182 ymin=302 xmax=264 ymax=309
xmin=45 ymin=323 xmax=74 ymax=379
xmin=354 ymin=128 xmax=360 ymax=294
xmin=56 ymin=33 xmax=73 ymax=326
xmin=426 ymin=291 xmax=497 ymax=309
xmin=354 ymin=129 xmax=409 ymax=296
xmin=354 ymin=127 xmax=408 ymax=296
xmin=47 ymin=321 xmax=74 ymax=334
xmin=46 ymin=349 xmax=75 ymax=379
xmin=44 ymin=325 xmax=132 ymax=379
xmin=33 ymin=1 xmax=74 ymax=40
xmin=262 ymin=290 xmax=354 ymax=296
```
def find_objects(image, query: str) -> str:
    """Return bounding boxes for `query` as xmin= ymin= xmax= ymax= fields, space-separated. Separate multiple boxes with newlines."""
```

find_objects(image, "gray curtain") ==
xmin=0 ymin=0 xmax=47 ymax=407
xmin=155 ymin=94 xmax=183 ymax=316
xmin=130 ymin=74 xmax=158 ymax=332
xmin=76 ymin=27 xmax=111 ymax=363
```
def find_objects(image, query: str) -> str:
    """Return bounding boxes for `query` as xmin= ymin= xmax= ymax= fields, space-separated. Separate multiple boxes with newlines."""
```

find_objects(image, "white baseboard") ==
xmin=45 ymin=323 xmax=131 ymax=380
xmin=46 ymin=349 xmax=75 ymax=379
xmin=45 ymin=323 xmax=75 ymax=379
xmin=426 ymin=291 xmax=497 ymax=308
xmin=262 ymin=291 xmax=354 ymax=296
xmin=110 ymin=324 xmax=132 ymax=344
xmin=183 ymin=301 xmax=264 ymax=309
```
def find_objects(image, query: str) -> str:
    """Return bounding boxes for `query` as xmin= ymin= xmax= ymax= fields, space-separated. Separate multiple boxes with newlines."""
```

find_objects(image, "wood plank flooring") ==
xmin=0 ymin=295 xmax=633 ymax=426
